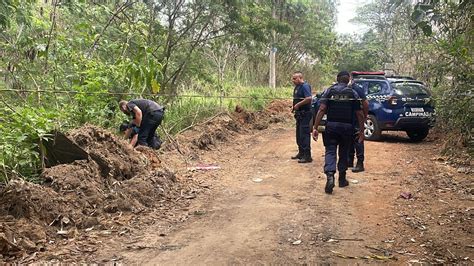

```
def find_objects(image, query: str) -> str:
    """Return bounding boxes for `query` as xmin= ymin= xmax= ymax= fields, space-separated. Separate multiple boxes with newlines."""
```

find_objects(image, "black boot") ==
xmin=352 ymin=161 xmax=365 ymax=172
xmin=325 ymin=172 xmax=335 ymax=194
xmin=298 ymin=156 xmax=313 ymax=163
xmin=291 ymin=152 xmax=303 ymax=160
xmin=338 ymin=171 xmax=349 ymax=187
xmin=298 ymin=151 xmax=313 ymax=163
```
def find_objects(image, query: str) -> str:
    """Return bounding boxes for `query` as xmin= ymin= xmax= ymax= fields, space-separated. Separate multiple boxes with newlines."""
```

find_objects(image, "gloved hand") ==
xmin=131 ymin=126 xmax=140 ymax=135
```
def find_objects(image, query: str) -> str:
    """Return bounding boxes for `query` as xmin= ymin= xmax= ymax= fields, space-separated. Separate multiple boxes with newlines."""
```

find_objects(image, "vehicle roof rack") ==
xmin=390 ymin=80 xmax=425 ymax=85
xmin=351 ymin=71 xmax=385 ymax=77
xmin=351 ymin=71 xmax=387 ymax=80
xmin=353 ymin=75 xmax=387 ymax=80
xmin=387 ymin=75 xmax=416 ymax=80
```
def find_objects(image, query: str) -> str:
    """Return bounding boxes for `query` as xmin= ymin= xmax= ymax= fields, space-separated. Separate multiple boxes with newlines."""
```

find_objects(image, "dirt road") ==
xmin=91 ymin=122 xmax=472 ymax=264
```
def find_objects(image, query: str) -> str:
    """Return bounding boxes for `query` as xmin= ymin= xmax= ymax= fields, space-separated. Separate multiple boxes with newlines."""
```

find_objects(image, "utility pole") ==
xmin=269 ymin=0 xmax=277 ymax=89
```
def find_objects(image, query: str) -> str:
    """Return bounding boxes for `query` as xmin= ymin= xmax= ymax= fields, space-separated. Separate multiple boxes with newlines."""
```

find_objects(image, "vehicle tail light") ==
xmin=387 ymin=96 xmax=398 ymax=106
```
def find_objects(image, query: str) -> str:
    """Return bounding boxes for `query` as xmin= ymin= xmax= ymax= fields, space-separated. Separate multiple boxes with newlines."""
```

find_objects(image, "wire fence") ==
xmin=0 ymin=89 xmax=296 ymax=101
xmin=0 ymin=87 xmax=297 ymax=135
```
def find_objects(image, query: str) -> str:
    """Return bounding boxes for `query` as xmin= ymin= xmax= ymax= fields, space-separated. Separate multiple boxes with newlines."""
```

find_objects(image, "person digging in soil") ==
xmin=119 ymin=121 xmax=140 ymax=147
xmin=312 ymin=71 xmax=365 ymax=194
xmin=120 ymin=121 xmax=162 ymax=149
xmin=119 ymin=99 xmax=164 ymax=149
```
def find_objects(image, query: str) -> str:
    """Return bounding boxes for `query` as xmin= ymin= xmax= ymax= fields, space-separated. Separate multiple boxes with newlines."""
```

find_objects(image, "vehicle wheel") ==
xmin=406 ymin=128 xmax=429 ymax=142
xmin=364 ymin=115 xmax=381 ymax=141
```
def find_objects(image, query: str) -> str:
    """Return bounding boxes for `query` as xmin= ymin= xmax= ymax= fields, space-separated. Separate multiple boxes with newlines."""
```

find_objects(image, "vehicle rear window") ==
xmin=392 ymin=83 xmax=430 ymax=96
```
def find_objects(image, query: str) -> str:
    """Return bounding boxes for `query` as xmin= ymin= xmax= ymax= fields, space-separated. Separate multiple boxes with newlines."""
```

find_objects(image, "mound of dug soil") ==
xmin=0 ymin=126 xmax=177 ymax=261
xmin=171 ymin=100 xmax=292 ymax=152
xmin=265 ymin=99 xmax=292 ymax=114
xmin=0 ymin=100 xmax=292 ymax=262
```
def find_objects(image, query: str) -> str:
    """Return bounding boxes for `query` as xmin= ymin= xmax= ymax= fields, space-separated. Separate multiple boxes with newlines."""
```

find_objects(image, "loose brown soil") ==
xmin=0 ymin=100 xmax=472 ymax=264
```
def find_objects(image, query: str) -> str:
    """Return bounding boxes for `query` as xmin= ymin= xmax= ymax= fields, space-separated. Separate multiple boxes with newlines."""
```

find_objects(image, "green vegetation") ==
xmin=0 ymin=1 xmax=335 ymax=182
xmin=162 ymin=86 xmax=291 ymax=136
xmin=0 ymin=86 xmax=291 ymax=182
xmin=338 ymin=0 xmax=473 ymax=155
xmin=0 ymin=0 xmax=472 ymax=182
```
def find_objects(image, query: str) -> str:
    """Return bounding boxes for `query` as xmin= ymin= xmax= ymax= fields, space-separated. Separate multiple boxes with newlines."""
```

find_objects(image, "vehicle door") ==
xmin=391 ymin=82 xmax=435 ymax=119
xmin=364 ymin=81 xmax=394 ymax=122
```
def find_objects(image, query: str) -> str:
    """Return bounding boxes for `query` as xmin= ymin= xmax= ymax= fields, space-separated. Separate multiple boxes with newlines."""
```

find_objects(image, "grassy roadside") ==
xmin=162 ymin=87 xmax=291 ymax=134
xmin=0 ymin=87 xmax=292 ymax=183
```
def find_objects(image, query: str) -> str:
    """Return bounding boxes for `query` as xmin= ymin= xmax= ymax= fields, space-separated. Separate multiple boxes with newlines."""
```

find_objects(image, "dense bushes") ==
xmin=0 ymin=86 xmax=290 ymax=182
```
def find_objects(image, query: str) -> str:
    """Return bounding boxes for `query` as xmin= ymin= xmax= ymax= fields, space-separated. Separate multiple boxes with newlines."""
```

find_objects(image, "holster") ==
xmin=294 ymin=110 xmax=306 ymax=120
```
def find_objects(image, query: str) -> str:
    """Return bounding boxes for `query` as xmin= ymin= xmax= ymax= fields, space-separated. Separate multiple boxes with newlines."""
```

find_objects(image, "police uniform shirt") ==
xmin=320 ymin=83 xmax=362 ymax=125
xmin=126 ymin=99 xmax=163 ymax=117
xmin=320 ymin=84 xmax=361 ymax=105
xmin=293 ymin=82 xmax=312 ymax=111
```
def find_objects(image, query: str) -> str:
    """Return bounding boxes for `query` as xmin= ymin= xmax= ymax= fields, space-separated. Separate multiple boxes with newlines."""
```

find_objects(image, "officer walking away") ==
xmin=312 ymin=71 xmax=365 ymax=194
xmin=348 ymin=79 xmax=369 ymax=172
xmin=119 ymin=99 xmax=164 ymax=149
xmin=291 ymin=71 xmax=313 ymax=163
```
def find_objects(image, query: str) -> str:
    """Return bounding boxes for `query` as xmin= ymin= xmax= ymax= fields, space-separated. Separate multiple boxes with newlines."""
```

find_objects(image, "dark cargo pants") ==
xmin=348 ymin=128 xmax=364 ymax=164
xmin=322 ymin=122 xmax=353 ymax=174
xmin=295 ymin=110 xmax=312 ymax=157
xmin=138 ymin=110 xmax=164 ymax=149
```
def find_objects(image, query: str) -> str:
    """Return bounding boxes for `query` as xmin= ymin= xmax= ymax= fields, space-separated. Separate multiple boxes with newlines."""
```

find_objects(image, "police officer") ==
xmin=291 ymin=71 xmax=313 ymax=163
xmin=119 ymin=99 xmax=164 ymax=149
xmin=348 ymin=79 xmax=368 ymax=172
xmin=312 ymin=71 xmax=365 ymax=194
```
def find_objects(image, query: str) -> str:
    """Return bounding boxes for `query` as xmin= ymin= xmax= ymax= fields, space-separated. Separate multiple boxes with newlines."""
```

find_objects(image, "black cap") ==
xmin=119 ymin=121 xmax=130 ymax=132
xmin=337 ymin=71 xmax=350 ymax=77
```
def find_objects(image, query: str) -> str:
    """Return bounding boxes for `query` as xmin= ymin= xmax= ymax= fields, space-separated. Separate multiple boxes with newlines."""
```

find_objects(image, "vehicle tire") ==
xmin=364 ymin=115 xmax=381 ymax=141
xmin=406 ymin=128 xmax=429 ymax=142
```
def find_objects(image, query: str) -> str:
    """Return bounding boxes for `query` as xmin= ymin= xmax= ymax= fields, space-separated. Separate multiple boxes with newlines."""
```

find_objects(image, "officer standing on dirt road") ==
xmin=348 ymin=78 xmax=369 ymax=172
xmin=312 ymin=71 xmax=365 ymax=194
xmin=291 ymin=71 xmax=313 ymax=163
xmin=119 ymin=99 xmax=164 ymax=149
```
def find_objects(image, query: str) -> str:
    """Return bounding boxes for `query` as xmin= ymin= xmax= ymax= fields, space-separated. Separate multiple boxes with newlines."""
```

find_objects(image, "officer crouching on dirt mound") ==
xmin=119 ymin=99 xmax=164 ymax=149
xmin=291 ymin=71 xmax=313 ymax=163
xmin=312 ymin=71 xmax=365 ymax=194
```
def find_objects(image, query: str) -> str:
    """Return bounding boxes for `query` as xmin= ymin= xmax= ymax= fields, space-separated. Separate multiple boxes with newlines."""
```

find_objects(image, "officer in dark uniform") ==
xmin=291 ymin=71 xmax=313 ymax=163
xmin=312 ymin=71 xmax=365 ymax=194
xmin=348 ymin=80 xmax=368 ymax=172
xmin=119 ymin=99 xmax=164 ymax=149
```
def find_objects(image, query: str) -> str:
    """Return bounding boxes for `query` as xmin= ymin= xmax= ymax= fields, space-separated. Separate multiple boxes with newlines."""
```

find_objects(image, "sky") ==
xmin=335 ymin=0 xmax=370 ymax=35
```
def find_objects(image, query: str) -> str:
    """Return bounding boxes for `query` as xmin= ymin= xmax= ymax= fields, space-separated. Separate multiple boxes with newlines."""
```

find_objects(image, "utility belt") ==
xmin=149 ymin=108 xmax=165 ymax=116
xmin=143 ymin=108 xmax=165 ymax=122
xmin=294 ymin=109 xmax=311 ymax=120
